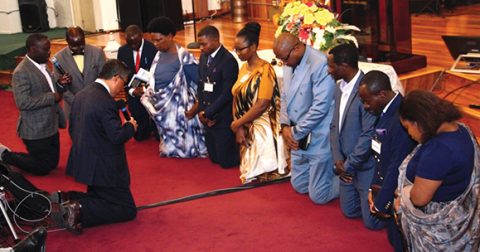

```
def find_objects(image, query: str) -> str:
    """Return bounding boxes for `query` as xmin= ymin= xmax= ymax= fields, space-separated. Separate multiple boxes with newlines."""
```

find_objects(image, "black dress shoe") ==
xmin=13 ymin=226 xmax=47 ymax=252
xmin=64 ymin=201 xmax=82 ymax=234
xmin=51 ymin=200 xmax=83 ymax=234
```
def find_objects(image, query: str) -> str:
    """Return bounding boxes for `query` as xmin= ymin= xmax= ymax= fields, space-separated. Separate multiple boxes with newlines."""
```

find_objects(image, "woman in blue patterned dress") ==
xmin=141 ymin=17 xmax=207 ymax=158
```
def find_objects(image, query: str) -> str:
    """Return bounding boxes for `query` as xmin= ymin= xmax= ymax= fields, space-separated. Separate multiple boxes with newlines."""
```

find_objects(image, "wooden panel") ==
xmin=399 ymin=66 xmax=443 ymax=93
xmin=194 ymin=0 xmax=209 ymax=19
xmin=246 ymin=0 xmax=270 ymax=21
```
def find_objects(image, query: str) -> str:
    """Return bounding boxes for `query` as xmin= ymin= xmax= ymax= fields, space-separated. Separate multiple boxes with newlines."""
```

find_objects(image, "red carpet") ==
xmin=0 ymin=90 xmax=392 ymax=251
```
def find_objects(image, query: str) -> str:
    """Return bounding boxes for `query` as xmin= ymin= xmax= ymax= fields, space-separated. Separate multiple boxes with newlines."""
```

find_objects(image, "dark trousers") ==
xmin=386 ymin=217 xmax=405 ymax=252
xmin=67 ymin=185 xmax=136 ymax=228
xmin=128 ymin=97 xmax=156 ymax=141
xmin=3 ymin=133 xmax=59 ymax=176
xmin=205 ymin=127 xmax=239 ymax=168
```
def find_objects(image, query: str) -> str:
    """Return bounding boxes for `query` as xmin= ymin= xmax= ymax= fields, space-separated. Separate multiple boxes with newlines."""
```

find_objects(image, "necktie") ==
xmin=207 ymin=55 xmax=213 ymax=68
xmin=135 ymin=51 xmax=141 ymax=73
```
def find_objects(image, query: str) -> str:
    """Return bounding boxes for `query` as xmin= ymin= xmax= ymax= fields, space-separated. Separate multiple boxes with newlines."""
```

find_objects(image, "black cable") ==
xmin=442 ymin=80 xmax=479 ymax=100
xmin=137 ymin=176 xmax=290 ymax=211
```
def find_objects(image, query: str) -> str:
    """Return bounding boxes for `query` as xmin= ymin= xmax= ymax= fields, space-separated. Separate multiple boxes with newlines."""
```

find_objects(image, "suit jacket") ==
xmin=371 ymin=94 xmax=416 ymax=213
xmin=53 ymin=44 xmax=106 ymax=115
xmin=280 ymin=45 xmax=335 ymax=155
xmin=117 ymin=39 xmax=157 ymax=96
xmin=329 ymin=71 xmax=377 ymax=174
xmin=197 ymin=45 xmax=239 ymax=128
xmin=66 ymin=83 xmax=135 ymax=187
xmin=11 ymin=57 xmax=66 ymax=140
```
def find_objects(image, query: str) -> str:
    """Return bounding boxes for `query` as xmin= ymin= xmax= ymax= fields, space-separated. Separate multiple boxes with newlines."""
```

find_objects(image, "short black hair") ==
xmin=198 ymin=25 xmax=219 ymax=40
xmin=98 ymin=59 xmax=130 ymax=80
xmin=236 ymin=22 xmax=261 ymax=46
xmin=360 ymin=70 xmax=392 ymax=94
xmin=147 ymin=16 xmax=176 ymax=36
xmin=66 ymin=26 xmax=85 ymax=40
xmin=329 ymin=43 xmax=358 ymax=69
xmin=125 ymin=25 xmax=143 ymax=37
xmin=25 ymin=34 xmax=48 ymax=51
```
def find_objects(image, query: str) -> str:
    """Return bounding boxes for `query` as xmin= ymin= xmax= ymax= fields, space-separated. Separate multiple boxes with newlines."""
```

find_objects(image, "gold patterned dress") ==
xmin=232 ymin=60 xmax=289 ymax=183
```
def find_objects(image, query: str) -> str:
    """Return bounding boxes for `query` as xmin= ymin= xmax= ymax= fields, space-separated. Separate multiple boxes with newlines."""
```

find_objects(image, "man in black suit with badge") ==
xmin=117 ymin=25 xmax=158 ymax=141
xmin=51 ymin=60 xmax=138 ymax=234
xmin=185 ymin=25 xmax=240 ymax=168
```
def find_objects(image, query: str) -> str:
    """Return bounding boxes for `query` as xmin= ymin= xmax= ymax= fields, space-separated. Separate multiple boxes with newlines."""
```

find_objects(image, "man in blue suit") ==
xmin=52 ymin=60 xmax=138 ymax=234
xmin=328 ymin=44 xmax=383 ymax=229
xmin=117 ymin=25 xmax=158 ymax=141
xmin=273 ymin=33 xmax=338 ymax=204
xmin=359 ymin=71 xmax=416 ymax=251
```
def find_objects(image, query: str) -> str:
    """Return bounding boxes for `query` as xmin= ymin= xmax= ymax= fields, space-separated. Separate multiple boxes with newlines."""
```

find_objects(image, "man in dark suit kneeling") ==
xmin=52 ymin=59 xmax=138 ymax=234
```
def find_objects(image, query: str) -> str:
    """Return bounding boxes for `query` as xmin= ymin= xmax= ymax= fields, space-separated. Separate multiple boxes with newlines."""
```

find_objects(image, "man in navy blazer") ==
xmin=359 ymin=71 xmax=416 ymax=251
xmin=117 ymin=25 xmax=158 ymax=141
xmin=53 ymin=60 xmax=138 ymax=233
xmin=186 ymin=25 xmax=240 ymax=168
xmin=328 ymin=44 xmax=383 ymax=230
xmin=273 ymin=33 xmax=338 ymax=204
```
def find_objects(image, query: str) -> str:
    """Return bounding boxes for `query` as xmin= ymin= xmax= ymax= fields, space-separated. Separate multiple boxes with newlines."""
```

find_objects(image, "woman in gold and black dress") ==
xmin=230 ymin=22 xmax=289 ymax=184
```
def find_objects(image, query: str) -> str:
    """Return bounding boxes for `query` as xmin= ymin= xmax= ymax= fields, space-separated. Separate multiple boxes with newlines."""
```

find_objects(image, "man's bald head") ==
xmin=66 ymin=27 xmax=85 ymax=55
xmin=273 ymin=32 xmax=304 ymax=67
xmin=274 ymin=32 xmax=298 ymax=52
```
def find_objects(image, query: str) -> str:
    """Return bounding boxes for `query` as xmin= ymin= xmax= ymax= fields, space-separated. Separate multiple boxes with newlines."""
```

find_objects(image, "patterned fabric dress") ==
xmin=141 ymin=45 xmax=207 ymax=158
xmin=397 ymin=123 xmax=480 ymax=252
xmin=232 ymin=60 xmax=288 ymax=183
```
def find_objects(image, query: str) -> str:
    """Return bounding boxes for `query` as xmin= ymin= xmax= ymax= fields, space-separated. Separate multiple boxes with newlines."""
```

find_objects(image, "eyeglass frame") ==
xmin=233 ymin=44 xmax=251 ymax=53
xmin=278 ymin=42 xmax=299 ymax=62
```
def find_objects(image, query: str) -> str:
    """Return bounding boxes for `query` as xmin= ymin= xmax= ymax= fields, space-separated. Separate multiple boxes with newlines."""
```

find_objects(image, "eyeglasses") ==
xmin=234 ymin=45 xmax=250 ymax=53
xmin=117 ymin=75 xmax=127 ymax=84
xmin=278 ymin=42 xmax=298 ymax=62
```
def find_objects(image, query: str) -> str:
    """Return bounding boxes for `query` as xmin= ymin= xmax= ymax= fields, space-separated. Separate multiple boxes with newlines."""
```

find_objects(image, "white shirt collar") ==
xmin=26 ymin=55 xmax=46 ymax=70
xmin=95 ymin=78 xmax=111 ymax=94
xmin=339 ymin=69 xmax=361 ymax=93
xmin=209 ymin=45 xmax=222 ymax=59
xmin=383 ymin=92 xmax=399 ymax=114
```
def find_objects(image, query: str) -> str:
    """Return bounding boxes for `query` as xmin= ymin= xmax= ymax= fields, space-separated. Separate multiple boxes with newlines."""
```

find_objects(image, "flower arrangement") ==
xmin=275 ymin=0 xmax=359 ymax=51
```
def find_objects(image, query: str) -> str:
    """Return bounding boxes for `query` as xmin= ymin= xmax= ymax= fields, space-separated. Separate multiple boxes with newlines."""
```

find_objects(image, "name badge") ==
xmin=204 ymin=82 xmax=214 ymax=92
xmin=371 ymin=139 xmax=381 ymax=154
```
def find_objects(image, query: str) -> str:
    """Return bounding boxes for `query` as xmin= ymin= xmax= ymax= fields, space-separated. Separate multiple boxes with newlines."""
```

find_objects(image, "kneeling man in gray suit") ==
xmin=1 ymin=34 xmax=69 ymax=176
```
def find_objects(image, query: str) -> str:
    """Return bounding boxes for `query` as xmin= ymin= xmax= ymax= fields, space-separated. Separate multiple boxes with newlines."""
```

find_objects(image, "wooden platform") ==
xmin=399 ymin=65 xmax=444 ymax=92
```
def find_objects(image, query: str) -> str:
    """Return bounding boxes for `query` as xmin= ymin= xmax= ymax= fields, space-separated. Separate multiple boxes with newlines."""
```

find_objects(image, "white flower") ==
xmin=325 ymin=25 xmax=336 ymax=34
xmin=335 ymin=25 xmax=360 ymax=32
xmin=335 ymin=34 xmax=359 ymax=48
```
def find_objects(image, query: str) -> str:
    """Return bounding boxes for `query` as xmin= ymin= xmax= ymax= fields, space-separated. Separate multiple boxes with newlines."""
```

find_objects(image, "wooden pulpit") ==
xmin=333 ymin=0 xmax=426 ymax=74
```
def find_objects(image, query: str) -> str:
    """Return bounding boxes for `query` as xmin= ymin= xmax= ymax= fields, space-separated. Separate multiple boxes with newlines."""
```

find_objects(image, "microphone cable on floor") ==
xmin=136 ymin=176 xmax=290 ymax=211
